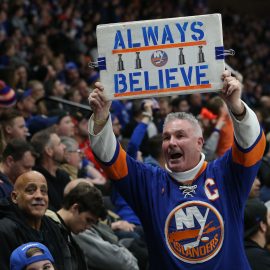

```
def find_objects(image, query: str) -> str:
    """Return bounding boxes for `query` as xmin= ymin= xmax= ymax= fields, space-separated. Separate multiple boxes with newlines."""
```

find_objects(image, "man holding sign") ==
xmin=88 ymin=70 xmax=265 ymax=269
xmin=96 ymin=14 xmax=225 ymax=100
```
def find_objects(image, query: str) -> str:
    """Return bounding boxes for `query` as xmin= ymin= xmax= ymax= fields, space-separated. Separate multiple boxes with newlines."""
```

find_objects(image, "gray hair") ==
xmin=163 ymin=112 xmax=203 ymax=137
xmin=60 ymin=136 xmax=78 ymax=152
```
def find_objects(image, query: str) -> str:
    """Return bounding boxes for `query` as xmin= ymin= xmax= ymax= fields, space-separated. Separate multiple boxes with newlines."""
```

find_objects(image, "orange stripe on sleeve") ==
xmin=99 ymin=145 xmax=128 ymax=180
xmin=232 ymin=132 xmax=266 ymax=167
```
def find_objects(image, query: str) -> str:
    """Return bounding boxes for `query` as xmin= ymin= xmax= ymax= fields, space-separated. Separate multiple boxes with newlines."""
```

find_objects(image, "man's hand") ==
xmin=221 ymin=70 xmax=245 ymax=119
xmin=88 ymin=82 xmax=112 ymax=133
xmin=111 ymin=220 xmax=136 ymax=232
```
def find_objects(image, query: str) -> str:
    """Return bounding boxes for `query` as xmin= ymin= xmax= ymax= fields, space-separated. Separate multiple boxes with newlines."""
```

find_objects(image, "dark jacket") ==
xmin=34 ymin=165 xmax=71 ymax=211
xmin=245 ymin=239 xmax=270 ymax=270
xmin=0 ymin=171 xmax=13 ymax=199
xmin=0 ymin=198 xmax=72 ymax=270
xmin=47 ymin=211 xmax=88 ymax=270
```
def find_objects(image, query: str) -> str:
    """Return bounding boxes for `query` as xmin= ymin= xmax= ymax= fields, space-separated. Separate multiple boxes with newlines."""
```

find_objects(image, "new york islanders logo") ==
xmin=151 ymin=50 xmax=168 ymax=67
xmin=165 ymin=201 xmax=224 ymax=264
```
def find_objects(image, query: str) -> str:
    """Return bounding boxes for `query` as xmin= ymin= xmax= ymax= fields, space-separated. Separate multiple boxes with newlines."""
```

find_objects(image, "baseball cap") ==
xmin=16 ymin=89 xmax=32 ymax=103
xmin=27 ymin=115 xmax=59 ymax=136
xmin=10 ymin=242 xmax=54 ymax=270
xmin=0 ymin=80 xmax=17 ymax=108
xmin=65 ymin=61 xmax=78 ymax=70
xmin=244 ymin=198 xmax=267 ymax=239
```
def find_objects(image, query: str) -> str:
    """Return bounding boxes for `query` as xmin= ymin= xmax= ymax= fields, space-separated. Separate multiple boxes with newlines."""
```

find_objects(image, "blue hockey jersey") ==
xmin=95 ymin=126 xmax=265 ymax=270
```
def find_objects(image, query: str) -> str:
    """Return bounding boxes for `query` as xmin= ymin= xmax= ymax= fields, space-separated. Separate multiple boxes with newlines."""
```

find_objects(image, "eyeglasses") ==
xmin=68 ymin=149 xmax=82 ymax=154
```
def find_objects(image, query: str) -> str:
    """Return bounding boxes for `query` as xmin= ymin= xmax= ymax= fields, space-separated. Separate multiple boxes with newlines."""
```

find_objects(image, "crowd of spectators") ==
xmin=0 ymin=0 xmax=270 ymax=269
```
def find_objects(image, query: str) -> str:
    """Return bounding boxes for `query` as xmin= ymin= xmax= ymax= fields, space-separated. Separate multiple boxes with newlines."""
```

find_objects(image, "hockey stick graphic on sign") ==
xmin=183 ymin=208 xmax=210 ymax=250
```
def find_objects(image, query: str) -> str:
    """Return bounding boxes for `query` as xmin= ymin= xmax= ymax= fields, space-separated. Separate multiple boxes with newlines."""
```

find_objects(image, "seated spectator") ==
xmin=0 ymin=79 xmax=16 ymax=112
xmin=68 ymin=179 xmax=140 ymax=270
xmin=60 ymin=136 xmax=82 ymax=180
xmin=49 ymin=109 xmax=75 ymax=137
xmin=0 ymin=139 xmax=36 ymax=198
xmin=47 ymin=180 xmax=107 ymax=270
xmin=62 ymin=86 xmax=82 ymax=114
xmin=170 ymin=96 xmax=190 ymax=113
xmin=0 ymin=171 xmax=71 ymax=270
xmin=31 ymin=128 xmax=70 ymax=210
xmin=60 ymin=136 xmax=105 ymax=186
xmin=10 ymin=242 xmax=56 ymax=270
xmin=72 ymin=111 xmax=108 ymax=183
xmin=16 ymin=88 xmax=37 ymax=120
xmin=248 ymin=177 xmax=261 ymax=199
xmin=244 ymin=199 xmax=270 ymax=270
xmin=28 ymin=79 xmax=47 ymax=115
xmin=144 ymin=134 xmax=165 ymax=167
xmin=44 ymin=79 xmax=66 ymax=111
xmin=0 ymin=109 xmax=28 ymax=154
xmin=72 ymin=79 xmax=90 ymax=106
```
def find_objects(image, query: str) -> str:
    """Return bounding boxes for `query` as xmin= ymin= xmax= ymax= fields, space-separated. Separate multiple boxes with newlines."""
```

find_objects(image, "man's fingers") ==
xmin=221 ymin=70 xmax=231 ymax=80
xmin=94 ymin=81 xmax=104 ymax=91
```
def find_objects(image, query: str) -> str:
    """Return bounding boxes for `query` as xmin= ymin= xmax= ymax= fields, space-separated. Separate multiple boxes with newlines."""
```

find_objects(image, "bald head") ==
xmin=62 ymin=179 xmax=106 ymax=220
xmin=63 ymin=179 xmax=93 ymax=196
xmin=14 ymin=171 xmax=47 ymax=191
xmin=11 ymin=170 xmax=49 ymax=224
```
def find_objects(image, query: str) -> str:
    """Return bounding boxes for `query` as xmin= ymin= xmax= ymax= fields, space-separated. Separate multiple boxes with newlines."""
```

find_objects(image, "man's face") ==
xmin=162 ymin=119 xmax=203 ymax=172
xmin=53 ymin=80 xmax=66 ymax=97
xmin=12 ymin=173 xmax=48 ymax=219
xmin=77 ymin=118 xmax=88 ymax=138
xmin=158 ymin=99 xmax=171 ymax=118
xmin=9 ymin=151 xmax=35 ymax=183
xmin=7 ymin=116 xmax=28 ymax=140
xmin=21 ymin=95 xmax=37 ymax=114
xmin=57 ymin=116 xmax=75 ymax=137
xmin=264 ymin=210 xmax=270 ymax=245
xmin=78 ymin=80 xmax=90 ymax=98
xmin=249 ymin=177 xmax=261 ymax=199
xmin=69 ymin=206 xmax=98 ymax=234
xmin=65 ymin=145 xmax=82 ymax=169
xmin=49 ymin=133 xmax=66 ymax=164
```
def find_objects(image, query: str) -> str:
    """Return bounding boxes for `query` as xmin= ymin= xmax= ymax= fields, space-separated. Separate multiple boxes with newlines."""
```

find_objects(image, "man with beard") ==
xmin=244 ymin=199 xmax=270 ymax=270
xmin=31 ymin=127 xmax=70 ymax=210
xmin=0 ymin=171 xmax=71 ymax=270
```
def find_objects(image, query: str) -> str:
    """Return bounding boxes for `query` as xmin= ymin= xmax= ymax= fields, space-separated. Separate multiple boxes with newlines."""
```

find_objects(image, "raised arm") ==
xmin=221 ymin=71 xmax=263 ymax=149
xmin=89 ymin=82 xmax=112 ymax=134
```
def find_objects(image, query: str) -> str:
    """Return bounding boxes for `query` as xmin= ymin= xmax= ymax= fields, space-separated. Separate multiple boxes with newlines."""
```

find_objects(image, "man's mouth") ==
xmin=170 ymin=153 xmax=182 ymax=159
xmin=31 ymin=202 xmax=46 ymax=207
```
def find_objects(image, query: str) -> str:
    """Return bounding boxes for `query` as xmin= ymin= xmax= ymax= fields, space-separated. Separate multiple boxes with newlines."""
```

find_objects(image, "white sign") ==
xmin=96 ymin=13 xmax=225 ymax=100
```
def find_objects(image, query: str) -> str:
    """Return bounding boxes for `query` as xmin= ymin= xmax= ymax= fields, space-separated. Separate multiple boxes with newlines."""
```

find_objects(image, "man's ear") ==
xmin=44 ymin=145 xmax=53 ymax=157
xmin=11 ymin=191 xmax=18 ymax=204
xmin=6 ymin=155 xmax=14 ymax=167
xmin=259 ymin=221 xmax=267 ymax=233
xmin=5 ymin=125 xmax=12 ymax=135
xmin=197 ymin=137 xmax=204 ymax=151
xmin=70 ymin=203 xmax=79 ymax=214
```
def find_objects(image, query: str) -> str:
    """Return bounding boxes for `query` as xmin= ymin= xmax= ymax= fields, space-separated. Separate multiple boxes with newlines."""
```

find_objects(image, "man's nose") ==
xmin=34 ymin=189 xmax=44 ymax=198
xmin=169 ymin=136 xmax=177 ymax=145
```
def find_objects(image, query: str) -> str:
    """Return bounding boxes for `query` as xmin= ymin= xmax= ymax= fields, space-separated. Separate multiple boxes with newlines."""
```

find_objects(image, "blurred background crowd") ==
xmin=1 ymin=0 xmax=270 ymax=270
